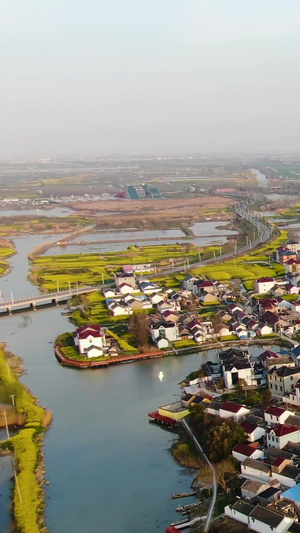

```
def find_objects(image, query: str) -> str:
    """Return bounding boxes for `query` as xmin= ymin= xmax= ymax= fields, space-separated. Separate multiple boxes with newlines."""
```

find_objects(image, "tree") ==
xmin=208 ymin=420 xmax=246 ymax=462
xmin=129 ymin=311 xmax=149 ymax=349
xmin=261 ymin=388 xmax=272 ymax=410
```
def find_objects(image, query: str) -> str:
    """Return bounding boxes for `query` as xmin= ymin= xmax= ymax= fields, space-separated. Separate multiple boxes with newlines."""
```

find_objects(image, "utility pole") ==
xmin=56 ymin=281 xmax=59 ymax=293
xmin=101 ymin=273 xmax=104 ymax=284
xmin=199 ymin=252 xmax=201 ymax=263
xmin=213 ymin=250 xmax=216 ymax=261
xmin=10 ymin=395 xmax=15 ymax=407
xmin=219 ymin=246 xmax=222 ymax=256
xmin=7 ymin=363 xmax=11 ymax=382
xmin=68 ymin=281 xmax=71 ymax=292
xmin=186 ymin=257 xmax=190 ymax=269
xmin=3 ymin=409 xmax=9 ymax=440
xmin=10 ymin=292 xmax=14 ymax=305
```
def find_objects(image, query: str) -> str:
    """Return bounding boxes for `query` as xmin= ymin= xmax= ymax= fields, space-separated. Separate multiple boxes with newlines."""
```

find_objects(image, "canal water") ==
xmin=0 ymin=231 xmax=279 ymax=532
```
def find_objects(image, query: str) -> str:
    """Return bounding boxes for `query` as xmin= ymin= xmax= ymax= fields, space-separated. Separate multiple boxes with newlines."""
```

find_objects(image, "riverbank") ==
xmin=0 ymin=345 xmax=52 ymax=533
xmin=55 ymin=345 xmax=164 ymax=368
xmin=55 ymin=336 xmax=288 ymax=370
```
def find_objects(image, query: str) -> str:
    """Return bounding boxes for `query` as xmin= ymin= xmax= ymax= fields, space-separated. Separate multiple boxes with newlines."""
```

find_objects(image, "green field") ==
xmin=191 ymin=230 xmax=287 ymax=286
xmin=31 ymin=244 xmax=199 ymax=291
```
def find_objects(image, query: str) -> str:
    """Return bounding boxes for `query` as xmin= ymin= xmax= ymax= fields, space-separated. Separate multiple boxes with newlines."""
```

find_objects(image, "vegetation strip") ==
xmin=0 ymin=345 xmax=52 ymax=533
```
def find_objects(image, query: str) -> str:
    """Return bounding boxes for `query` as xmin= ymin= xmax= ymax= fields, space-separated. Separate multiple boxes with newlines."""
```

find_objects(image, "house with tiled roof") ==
xmin=219 ymin=347 xmax=255 ymax=389
xmin=74 ymin=325 xmax=105 ymax=355
xmin=241 ymin=420 xmax=266 ymax=442
xmin=278 ymin=249 xmax=298 ymax=265
xmin=150 ymin=320 xmax=179 ymax=345
xmin=287 ymin=241 xmax=300 ymax=253
xmin=268 ymin=366 xmax=300 ymax=398
xmin=266 ymin=424 xmax=300 ymax=449
xmin=264 ymin=406 xmax=293 ymax=426
xmin=255 ymin=277 xmax=276 ymax=294
xmin=241 ymin=479 xmax=278 ymax=500
xmin=232 ymin=443 xmax=264 ymax=462
xmin=283 ymin=381 xmax=300 ymax=408
xmin=219 ymin=402 xmax=250 ymax=421
xmin=225 ymin=501 xmax=294 ymax=533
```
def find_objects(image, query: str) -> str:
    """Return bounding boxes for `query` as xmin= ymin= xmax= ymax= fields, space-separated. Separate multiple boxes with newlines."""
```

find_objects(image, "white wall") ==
xmin=220 ymin=406 xmax=249 ymax=420
xmin=233 ymin=449 xmax=264 ymax=462
xmin=78 ymin=335 xmax=103 ymax=354
xmin=249 ymin=427 xmax=266 ymax=442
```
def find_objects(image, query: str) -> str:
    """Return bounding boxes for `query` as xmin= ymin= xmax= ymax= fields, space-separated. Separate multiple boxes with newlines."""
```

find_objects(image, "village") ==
xmin=53 ymin=236 xmax=300 ymax=532
xmin=59 ymin=238 xmax=300 ymax=363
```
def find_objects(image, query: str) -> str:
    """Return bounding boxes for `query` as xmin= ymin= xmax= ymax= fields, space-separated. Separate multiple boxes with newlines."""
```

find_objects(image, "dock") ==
xmin=172 ymin=492 xmax=196 ymax=500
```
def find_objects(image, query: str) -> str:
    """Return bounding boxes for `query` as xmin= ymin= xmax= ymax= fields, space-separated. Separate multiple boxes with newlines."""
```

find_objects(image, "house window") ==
xmin=291 ymin=376 xmax=294 ymax=381
xmin=280 ymin=386 xmax=282 ymax=391
xmin=275 ymin=385 xmax=278 ymax=390
xmin=275 ymin=437 xmax=278 ymax=442
xmin=272 ymin=436 xmax=274 ymax=441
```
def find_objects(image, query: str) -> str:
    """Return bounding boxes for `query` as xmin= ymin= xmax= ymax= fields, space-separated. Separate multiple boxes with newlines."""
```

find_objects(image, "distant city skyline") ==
xmin=1 ymin=1 xmax=300 ymax=157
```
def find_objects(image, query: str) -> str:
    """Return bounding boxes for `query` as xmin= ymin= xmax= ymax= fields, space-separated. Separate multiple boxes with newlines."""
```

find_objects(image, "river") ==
xmin=0 ymin=233 xmax=278 ymax=532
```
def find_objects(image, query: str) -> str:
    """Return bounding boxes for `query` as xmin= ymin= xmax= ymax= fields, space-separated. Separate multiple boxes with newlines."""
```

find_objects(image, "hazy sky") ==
xmin=1 ymin=0 xmax=300 ymax=157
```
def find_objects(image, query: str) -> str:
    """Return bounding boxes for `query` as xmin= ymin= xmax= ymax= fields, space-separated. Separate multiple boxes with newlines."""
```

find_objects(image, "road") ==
xmin=150 ymin=204 xmax=273 ymax=277
xmin=181 ymin=418 xmax=217 ymax=532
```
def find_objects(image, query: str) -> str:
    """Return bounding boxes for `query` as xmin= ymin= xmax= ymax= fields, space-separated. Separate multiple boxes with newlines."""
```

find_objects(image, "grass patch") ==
xmin=0 ymin=347 xmax=50 ymax=533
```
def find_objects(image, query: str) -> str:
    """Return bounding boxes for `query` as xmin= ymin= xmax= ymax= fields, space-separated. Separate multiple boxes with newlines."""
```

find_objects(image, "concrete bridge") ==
xmin=0 ymin=285 xmax=104 ymax=315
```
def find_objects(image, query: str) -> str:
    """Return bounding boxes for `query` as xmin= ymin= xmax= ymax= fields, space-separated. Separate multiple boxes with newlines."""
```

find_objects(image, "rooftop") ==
xmin=249 ymin=505 xmax=284 ymax=527
xmin=220 ymin=401 xmax=245 ymax=414
xmin=242 ymin=458 xmax=270 ymax=473
xmin=281 ymin=483 xmax=300 ymax=503
xmin=231 ymin=500 xmax=254 ymax=516
xmin=265 ymin=405 xmax=286 ymax=417
xmin=267 ymin=424 xmax=299 ymax=437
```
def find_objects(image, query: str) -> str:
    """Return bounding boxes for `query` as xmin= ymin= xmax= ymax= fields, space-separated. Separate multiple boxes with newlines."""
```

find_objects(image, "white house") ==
xmin=219 ymin=347 xmax=255 ymax=389
xmin=149 ymin=293 xmax=164 ymax=305
xmin=240 ymin=420 xmax=266 ymax=442
xmin=241 ymin=479 xmax=278 ymax=500
xmin=257 ymin=324 xmax=274 ymax=336
xmin=268 ymin=366 xmax=300 ymax=398
xmin=219 ymin=401 xmax=250 ymax=421
xmin=283 ymin=381 xmax=300 ymax=407
xmin=248 ymin=505 xmax=293 ymax=533
xmin=103 ymin=288 xmax=116 ymax=298
xmin=74 ymin=325 xmax=105 ymax=354
xmin=115 ymin=272 xmax=136 ymax=290
xmin=255 ymin=277 xmax=276 ymax=294
xmin=264 ymin=406 xmax=293 ymax=426
xmin=225 ymin=500 xmax=254 ymax=526
xmin=266 ymin=424 xmax=300 ymax=449
xmin=108 ymin=302 xmax=132 ymax=316
xmin=86 ymin=345 xmax=105 ymax=358
xmin=182 ymin=275 xmax=199 ymax=291
xmin=232 ymin=443 xmax=264 ymax=462
xmin=140 ymin=281 xmax=162 ymax=295
xmin=225 ymin=502 xmax=293 ymax=533
xmin=241 ymin=458 xmax=271 ymax=482
xmin=150 ymin=320 xmax=179 ymax=344
xmin=118 ymin=282 xmax=136 ymax=295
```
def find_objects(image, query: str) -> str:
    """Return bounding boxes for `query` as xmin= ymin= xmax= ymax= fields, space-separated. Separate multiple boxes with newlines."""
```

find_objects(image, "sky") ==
xmin=1 ymin=0 xmax=300 ymax=157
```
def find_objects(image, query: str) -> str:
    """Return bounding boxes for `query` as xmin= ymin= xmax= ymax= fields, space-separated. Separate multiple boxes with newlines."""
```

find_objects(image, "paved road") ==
xmin=150 ymin=204 xmax=273 ymax=277
xmin=181 ymin=418 xmax=217 ymax=532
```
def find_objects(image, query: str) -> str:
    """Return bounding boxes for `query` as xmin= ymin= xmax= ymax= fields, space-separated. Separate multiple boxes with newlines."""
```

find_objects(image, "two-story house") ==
xmin=266 ymin=424 xmax=300 ymax=449
xmin=74 ymin=325 xmax=105 ymax=356
xmin=264 ymin=406 xmax=293 ymax=425
xmin=268 ymin=366 xmax=300 ymax=398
